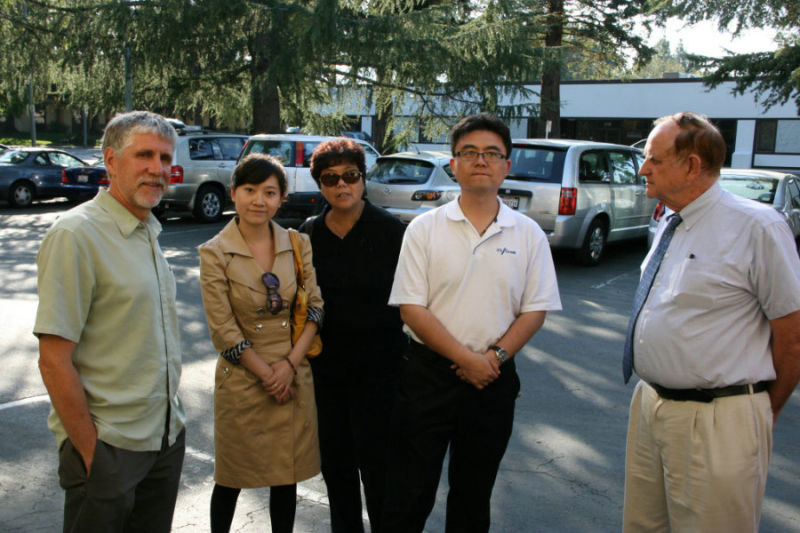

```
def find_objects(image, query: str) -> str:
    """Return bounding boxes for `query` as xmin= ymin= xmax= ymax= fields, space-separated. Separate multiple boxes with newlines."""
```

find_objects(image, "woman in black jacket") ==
xmin=299 ymin=138 xmax=405 ymax=533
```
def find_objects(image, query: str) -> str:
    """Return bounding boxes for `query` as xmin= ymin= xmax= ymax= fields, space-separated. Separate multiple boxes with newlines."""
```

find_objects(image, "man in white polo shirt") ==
xmin=382 ymin=113 xmax=562 ymax=533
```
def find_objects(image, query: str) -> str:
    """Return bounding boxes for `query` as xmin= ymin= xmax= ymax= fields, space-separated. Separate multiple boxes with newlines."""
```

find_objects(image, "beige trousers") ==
xmin=623 ymin=381 xmax=772 ymax=533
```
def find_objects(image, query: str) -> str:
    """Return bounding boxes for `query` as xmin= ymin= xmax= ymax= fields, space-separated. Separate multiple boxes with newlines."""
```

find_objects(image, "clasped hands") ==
xmin=451 ymin=350 xmax=500 ymax=389
xmin=260 ymin=359 xmax=296 ymax=404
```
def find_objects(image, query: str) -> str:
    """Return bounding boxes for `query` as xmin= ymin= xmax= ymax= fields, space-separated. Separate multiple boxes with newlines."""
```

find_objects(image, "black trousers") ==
xmin=58 ymin=429 xmax=185 ymax=533
xmin=313 ymin=363 xmax=398 ymax=533
xmin=381 ymin=341 xmax=520 ymax=533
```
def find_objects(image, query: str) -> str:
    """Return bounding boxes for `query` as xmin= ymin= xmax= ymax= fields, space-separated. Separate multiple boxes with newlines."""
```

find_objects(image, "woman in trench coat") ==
xmin=199 ymin=153 xmax=323 ymax=533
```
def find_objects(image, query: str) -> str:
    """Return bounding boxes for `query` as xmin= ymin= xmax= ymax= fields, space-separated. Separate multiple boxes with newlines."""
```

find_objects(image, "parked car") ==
xmin=648 ymin=168 xmax=800 ymax=249
xmin=366 ymin=140 xmax=654 ymax=265
xmin=504 ymin=139 xmax=656 ymax=265
xmin=0 ymin=148 xmax=88 ymax=207
xmin=238 ymin=134 xmax=380 ymax=219
xmin=365 ymin=151 xmax=458 ymax=223
xmin=156 ymin=131 xmax=248 ymax=222
xmin=61 ymin=162 xmax=108 ymax=203
xmin=342 ymin=131 xmax=375 ymax=145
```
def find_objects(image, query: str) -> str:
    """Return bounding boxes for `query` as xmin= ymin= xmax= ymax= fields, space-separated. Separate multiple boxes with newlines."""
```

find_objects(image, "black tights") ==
xmin=210 ymin=483 xmax=297 ymax=533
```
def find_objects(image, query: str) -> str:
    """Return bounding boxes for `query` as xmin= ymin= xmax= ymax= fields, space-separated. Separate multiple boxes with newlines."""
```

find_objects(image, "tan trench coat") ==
xmin=199 ymin=218 xmax=323 ymax=488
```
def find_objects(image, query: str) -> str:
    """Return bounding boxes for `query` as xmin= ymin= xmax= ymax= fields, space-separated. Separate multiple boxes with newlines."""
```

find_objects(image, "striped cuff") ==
xmin=307 ymin=306 xmax=324 ymax=328
xmin=220 ymin=339 xmax=252 ymax=365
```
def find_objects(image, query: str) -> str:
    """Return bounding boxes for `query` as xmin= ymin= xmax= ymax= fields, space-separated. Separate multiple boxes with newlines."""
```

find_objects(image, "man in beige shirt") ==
xmin=35 ymin=111 xmax=185 ymax=532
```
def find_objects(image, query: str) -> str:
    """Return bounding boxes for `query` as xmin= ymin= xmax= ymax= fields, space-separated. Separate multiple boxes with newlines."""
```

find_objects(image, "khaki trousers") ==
xmin=623 ymin=381 xmax=772 ymax=533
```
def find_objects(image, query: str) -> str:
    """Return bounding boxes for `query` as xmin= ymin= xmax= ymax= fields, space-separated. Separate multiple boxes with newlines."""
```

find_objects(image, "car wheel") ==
xmin=576 ymin=219 xmax=607 ymax=266
xmin=193 ymin=185 xmax=224 ymax=222
xmin=9 ymin=181 xmax=34 ymax=208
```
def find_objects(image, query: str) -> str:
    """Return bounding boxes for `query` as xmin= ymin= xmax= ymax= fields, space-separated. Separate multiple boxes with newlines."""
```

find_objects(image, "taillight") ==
xmin=99 ymin=173 xmax=110 ymax=185
xmin=558 ymin=187 xmax=577 ymax=215
xmin=170 ymin=165 xmax=183 ymax=184
xmin=412 ymin=190 xmax=442 ymax=201
xmin=295 ymin=142 xmax=304 ymax=167
xmin=61 ymin=170 xmax=68 ymax=183
xmin=652 ymin=201 xmax=665 ymax=222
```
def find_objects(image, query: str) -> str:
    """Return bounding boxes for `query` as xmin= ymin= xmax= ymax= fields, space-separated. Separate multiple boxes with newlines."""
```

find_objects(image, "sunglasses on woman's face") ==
xmin=261 ymin=272 xmax=282 ymax=315
xmin=319 ymin=170 xmax=362 ymax=187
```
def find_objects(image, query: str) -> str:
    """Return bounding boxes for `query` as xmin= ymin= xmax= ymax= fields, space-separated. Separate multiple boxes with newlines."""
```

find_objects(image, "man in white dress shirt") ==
xmin=623 ymin=111 xmax=800 ymax=532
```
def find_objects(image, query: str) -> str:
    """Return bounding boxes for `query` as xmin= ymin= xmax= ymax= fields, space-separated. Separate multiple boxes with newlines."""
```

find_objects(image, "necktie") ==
xmin=622 ymin=213 xmax=683 ymax=383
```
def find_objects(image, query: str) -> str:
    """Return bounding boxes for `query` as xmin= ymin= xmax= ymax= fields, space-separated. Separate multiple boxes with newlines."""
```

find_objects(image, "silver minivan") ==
xmin=505 ymin=139 xmax=656 ymax=265
xmin=157 ymin=131 xmax=248 ymax=222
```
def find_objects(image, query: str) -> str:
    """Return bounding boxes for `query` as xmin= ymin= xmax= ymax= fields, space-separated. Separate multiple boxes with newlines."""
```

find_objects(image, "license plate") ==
xmin=500 ymin=195 xmax=519 ymax=209
xmin=78 ymin=174 xmax=88 ymax=183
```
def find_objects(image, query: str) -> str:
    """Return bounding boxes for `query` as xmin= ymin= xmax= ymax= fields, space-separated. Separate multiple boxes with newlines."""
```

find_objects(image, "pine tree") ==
xmin=654 ymin=0 xmax=799 ymax=112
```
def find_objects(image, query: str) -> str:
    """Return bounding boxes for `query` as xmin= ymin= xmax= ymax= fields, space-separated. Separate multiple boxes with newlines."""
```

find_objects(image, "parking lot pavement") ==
xmin=1 ymin=208 xmax=799 ymax=532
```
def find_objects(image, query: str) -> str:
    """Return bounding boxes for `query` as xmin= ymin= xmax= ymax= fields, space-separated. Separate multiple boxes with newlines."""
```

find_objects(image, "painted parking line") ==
xmin=591 ymin=271 xmax=637 ymax=289
xmin=0 ymin=393 xmax=49 ymax=411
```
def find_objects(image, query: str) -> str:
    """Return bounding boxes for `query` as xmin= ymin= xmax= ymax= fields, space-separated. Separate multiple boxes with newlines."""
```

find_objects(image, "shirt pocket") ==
xmin=669 ymin=257 xmax=719 ymax=309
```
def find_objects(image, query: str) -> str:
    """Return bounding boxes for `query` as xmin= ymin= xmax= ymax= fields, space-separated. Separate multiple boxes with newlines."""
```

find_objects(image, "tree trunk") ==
xmin=538 ymin=0 xmax=563 ymax=139
xmin=372 ymin=84 xmax=394 ymax=153
xmin=250 ymin=51 xmax=281 ymax=134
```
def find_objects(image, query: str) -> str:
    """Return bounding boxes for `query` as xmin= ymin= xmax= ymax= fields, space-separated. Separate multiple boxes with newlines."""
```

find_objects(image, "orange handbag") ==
xmin=288 ymin=230 xmax=323 ymax=357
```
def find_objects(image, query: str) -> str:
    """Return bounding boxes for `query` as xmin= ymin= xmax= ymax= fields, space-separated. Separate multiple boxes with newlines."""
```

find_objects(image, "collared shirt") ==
xmin=34 ymin=188 xmax=185 ymax=451
xmin=389 ymin=198 xmax=562 ymax=352
xmin=634 ymin=181 xmax=800 ymax=388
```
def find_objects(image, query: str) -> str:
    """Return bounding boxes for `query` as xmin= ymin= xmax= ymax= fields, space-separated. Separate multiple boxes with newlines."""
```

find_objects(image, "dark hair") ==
xmin=231 ymin=153 xmax=287 ymax=196
xmin=654 ymin=112 xmax=726 ymax=174
xmin=310 ymin=138 xmax=367 ymax=186
xmin=449 ymin=112 xmax=512 ymax=158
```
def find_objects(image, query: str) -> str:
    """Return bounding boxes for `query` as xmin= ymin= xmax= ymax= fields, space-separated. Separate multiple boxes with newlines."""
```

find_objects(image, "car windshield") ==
xmin=720 ymin=176 xmax=778 ymax=204
xmin=367 ymin=158 xmax=440 ymax=184
xmin=507 ymin=146 xmax=566 ymax=183
xmin=0 ymin=150 xmax=29 ymax=164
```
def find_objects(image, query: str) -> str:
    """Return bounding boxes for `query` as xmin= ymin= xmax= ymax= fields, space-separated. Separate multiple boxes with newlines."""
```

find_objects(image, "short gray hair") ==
xmin=101 ymin=111 xmax=178 ymax=156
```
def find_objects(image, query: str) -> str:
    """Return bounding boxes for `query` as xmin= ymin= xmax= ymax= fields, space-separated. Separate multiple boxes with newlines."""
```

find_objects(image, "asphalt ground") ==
xmin=1 ymin=202 xmax=799 ymax=532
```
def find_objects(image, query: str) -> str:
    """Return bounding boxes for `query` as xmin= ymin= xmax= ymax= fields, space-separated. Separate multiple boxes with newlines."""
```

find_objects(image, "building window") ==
xmin=755 ymin=119 xmax=800 ymax=154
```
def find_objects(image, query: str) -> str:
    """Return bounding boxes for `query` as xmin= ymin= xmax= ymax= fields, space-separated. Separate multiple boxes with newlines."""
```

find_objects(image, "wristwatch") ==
xmin=489 ymin=345 xmax=509 ymax=365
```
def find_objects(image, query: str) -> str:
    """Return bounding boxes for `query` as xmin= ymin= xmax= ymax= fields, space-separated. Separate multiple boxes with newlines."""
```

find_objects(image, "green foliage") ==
xmin=624 ymin=38 xmax=699 ymax=79
xmin=651 ymin=0 xmax=799 ymax=112
xmin=651 ymin=0 xmax=798 ymax=34
xmin=685 ymin=41 xmax=800 ymax=112
xmin=0 ymin=0 xmax=656 ymax=145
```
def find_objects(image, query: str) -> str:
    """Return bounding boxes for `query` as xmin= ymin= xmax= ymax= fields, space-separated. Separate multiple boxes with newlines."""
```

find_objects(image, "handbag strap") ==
xmin=288 ymin=229 xmax=305 ymax=288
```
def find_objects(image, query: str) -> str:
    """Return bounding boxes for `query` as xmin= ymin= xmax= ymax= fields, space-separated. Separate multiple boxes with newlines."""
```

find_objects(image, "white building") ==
xmin=349 ymin=78 xmax=800 ymax=173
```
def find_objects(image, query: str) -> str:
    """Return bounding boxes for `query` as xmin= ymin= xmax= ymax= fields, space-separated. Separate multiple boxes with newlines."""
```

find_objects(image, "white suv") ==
xmin=238 ymin=134 xmax=380 ymax=219
xmin=157 ymin=131 xmax=248 ymax=222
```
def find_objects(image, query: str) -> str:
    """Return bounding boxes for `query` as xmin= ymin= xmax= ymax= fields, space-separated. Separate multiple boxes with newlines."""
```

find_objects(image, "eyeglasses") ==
xmin=454 ymin=150 xmax=507 ymax=162
xmin=261 ymin=272 xmax=282 ymax=315
xmin=319 ymin=170 xmax=362 ymax=187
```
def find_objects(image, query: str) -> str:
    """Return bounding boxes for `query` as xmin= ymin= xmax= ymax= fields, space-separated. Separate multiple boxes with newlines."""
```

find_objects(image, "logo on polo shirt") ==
xmin=497 ymin=247 xmax=517 ymax=256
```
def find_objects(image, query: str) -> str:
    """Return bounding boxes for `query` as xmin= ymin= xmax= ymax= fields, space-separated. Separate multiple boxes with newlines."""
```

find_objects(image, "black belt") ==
xmin=406 ymin=336 xmax=452 ymax=370
xmin=649 ymin=381 xmax=770 ymax=403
